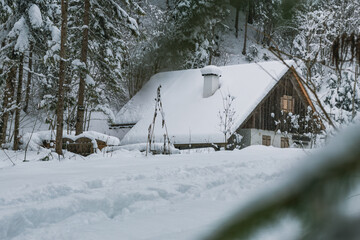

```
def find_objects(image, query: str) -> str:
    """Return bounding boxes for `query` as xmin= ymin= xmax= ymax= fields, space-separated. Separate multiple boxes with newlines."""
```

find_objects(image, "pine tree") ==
xmin=73 ymin=0 xmax=143 ymax=133
xmin=164 ymin=0 xmax=227 ymax=68
xmin=0 ymin=0 xmax=51 ymax=148
xmin=254 ymin=0 xmax=282 ymax=46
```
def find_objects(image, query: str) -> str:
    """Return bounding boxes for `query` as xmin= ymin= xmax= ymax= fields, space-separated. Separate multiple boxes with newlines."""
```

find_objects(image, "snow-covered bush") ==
xmin=271 ymin=106 xmax=324 ymax=149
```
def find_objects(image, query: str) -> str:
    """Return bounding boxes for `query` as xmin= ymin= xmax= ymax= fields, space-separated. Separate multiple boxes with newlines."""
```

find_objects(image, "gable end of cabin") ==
xmin=229 ymin=69 xmax=320 ymax=149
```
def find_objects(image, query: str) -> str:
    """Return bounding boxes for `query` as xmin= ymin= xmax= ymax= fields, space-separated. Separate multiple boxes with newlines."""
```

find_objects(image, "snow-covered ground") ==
xmin=0 ymin=146 xmax=307 ymax=240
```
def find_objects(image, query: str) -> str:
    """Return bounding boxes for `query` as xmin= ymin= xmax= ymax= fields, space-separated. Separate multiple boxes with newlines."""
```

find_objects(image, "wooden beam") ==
xmin=290 ymin=66 xmax=316 ymax=112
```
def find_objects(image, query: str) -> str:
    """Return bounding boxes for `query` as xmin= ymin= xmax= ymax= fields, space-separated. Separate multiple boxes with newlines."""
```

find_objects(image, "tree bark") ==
xmin=24 ymin=43 xmax=33 ymax=113
xmin=13 ymin=54 xmax=24 ymax=150
xmin=75 ymin=0 xmax=90 ymax=135
xmin=55 ymin=0 xmax=69 ymax=155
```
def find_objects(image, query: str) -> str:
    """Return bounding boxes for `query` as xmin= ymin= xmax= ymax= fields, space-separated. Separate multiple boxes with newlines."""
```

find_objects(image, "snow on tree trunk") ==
xmin=13 ymin=54 xmax=24 ymax=150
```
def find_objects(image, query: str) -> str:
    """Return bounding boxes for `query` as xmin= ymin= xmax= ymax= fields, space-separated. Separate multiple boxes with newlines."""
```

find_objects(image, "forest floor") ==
xmin=0 ymin=146 xmax=309 ymax=240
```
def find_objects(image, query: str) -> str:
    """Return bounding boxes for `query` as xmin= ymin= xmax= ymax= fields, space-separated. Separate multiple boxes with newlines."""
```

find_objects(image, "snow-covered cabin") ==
xmin=114 ymin=61 xmax=319 ymax=149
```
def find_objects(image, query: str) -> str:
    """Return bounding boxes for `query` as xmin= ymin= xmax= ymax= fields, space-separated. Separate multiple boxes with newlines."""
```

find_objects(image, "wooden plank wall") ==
xmin=241 ymin=72 xmax=311 ymax=134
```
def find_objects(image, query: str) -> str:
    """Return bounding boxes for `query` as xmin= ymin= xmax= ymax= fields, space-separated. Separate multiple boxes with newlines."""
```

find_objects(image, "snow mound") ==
xmin=77 ymin=131 xmax=120 ymax=146
xmin=116 ymin=143 xmax=180 ymax=154
xmin=0 ymin=146 xmax=307 ymax=239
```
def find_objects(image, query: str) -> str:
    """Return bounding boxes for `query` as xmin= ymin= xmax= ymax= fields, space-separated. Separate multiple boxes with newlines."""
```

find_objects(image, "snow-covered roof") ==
xmin=116 ymin=61 xmax=294 ymax=145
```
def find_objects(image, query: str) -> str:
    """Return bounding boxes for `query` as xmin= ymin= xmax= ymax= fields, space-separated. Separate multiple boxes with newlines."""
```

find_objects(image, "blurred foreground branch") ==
xmin=205 ymin=124 xmax=360 ymax=240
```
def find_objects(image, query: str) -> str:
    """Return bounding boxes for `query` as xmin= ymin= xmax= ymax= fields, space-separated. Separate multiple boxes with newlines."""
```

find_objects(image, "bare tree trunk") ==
xmin=248 ymin=1 xmax=254 ymax=24
xmin=235 ymin=8 xmax=239 ymax=38
xmin=1 ymin=52 xmax=17 ymax=147
xmin=208 ymin=50 xmax=213 ymax=65
xmin=75 ymin=0 xmax=90 ymax=135
xmin=13 ymin=54 xmax=24 ymax=150
xmin=66 ymin=102 xmax=70 ymax=134
xmin=24 ymin=44 xmax=33 ymax=113
xmin=8 ymin=111 xmax=15 ymax=142
xmin=0 ymin=72 xmax=15 ymax=146
xmin=86 ymin=110 xmax=92 ymax=131
xmin=352 ymin=64 xmax=358 ymax=120
xmin=242 ymin=11 xmax=248 ymax=55
xmin=83 ymin=106 xmax=88 ymax=131
xmin=55 ymin=0 xmax=69 ymax=155
xmin=64 ymin=72 xmax=73 ymax=135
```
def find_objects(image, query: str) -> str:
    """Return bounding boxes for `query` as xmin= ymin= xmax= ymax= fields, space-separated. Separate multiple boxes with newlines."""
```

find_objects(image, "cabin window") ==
xmin=281 ymin=137 xmax=289 ymax=148
xmin=281 ymin=95 xmax=294 ymax=113
xmin=262 ymin=135 xmax=271 ymax=146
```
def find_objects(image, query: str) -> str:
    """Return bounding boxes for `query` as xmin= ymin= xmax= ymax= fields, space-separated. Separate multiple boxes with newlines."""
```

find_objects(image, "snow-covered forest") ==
xmin=1 ymin=0 xmax=360 ymax=239
xmin=1 ymin=0 xmax=359 ymax=147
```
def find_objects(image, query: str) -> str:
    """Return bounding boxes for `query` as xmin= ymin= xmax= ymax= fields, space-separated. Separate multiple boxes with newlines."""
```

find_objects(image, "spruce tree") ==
xmin=0 ymin=0 xmax=50 ymax=149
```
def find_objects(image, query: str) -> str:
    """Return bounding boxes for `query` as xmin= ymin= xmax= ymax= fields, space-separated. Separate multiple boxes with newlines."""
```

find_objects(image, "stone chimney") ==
xmin=200 ymin=65 xmax=222 ymax=98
